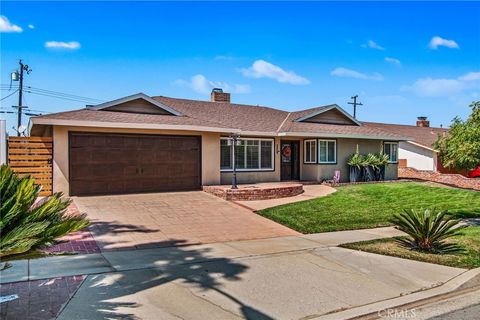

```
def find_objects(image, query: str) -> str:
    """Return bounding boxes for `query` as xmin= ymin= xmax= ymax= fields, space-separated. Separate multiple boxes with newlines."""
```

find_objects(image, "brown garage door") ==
xmin=69 ymin=132 xmax=201 ymax=196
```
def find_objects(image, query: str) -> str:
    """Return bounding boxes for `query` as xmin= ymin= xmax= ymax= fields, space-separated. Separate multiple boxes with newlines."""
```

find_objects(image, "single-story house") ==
xmin=363 ymin=118 xmax=448 ymax=172
xmin=29 ymin=89 xmax=409 ymax=196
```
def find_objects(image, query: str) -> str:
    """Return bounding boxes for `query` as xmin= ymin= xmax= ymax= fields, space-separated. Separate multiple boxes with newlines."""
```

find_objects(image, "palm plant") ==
xmin=362 ymin=153 xmax=378 ymax=181
xmin=391 ymin=208 xmax=466 ymax=253
xmin=375 ymin=153 xmax=390 ymax=181
xmin=0 ymin=165 xmax=89 ymax=258
xmin=347 ymin=153 xmax=364 ymax=182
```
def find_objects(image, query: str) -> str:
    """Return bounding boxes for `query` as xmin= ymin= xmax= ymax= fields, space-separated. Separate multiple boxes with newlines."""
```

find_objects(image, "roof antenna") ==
xmin=348 ymin=95 xmax=363 ymax=119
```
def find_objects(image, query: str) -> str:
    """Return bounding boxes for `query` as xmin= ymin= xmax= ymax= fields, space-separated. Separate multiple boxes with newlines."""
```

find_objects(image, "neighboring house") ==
xmin=29 ymin=89 xmax=409 ymax=196
xmin=363 ymin=118 xmax=448 ymax=172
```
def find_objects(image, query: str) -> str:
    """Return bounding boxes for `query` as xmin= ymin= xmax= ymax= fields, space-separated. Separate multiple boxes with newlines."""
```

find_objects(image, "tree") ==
xmin=434 ymin=101 xmax=480 ymax=171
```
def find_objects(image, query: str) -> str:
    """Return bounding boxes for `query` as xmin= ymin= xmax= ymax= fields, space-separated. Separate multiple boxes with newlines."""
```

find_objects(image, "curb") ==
xmin=313 ymin=268 xmax=480 ymax=320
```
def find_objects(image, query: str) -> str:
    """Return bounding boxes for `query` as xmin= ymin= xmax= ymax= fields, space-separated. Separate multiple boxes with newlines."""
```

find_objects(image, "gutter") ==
xmin=277 ymin=131 xmax=412 ymax=141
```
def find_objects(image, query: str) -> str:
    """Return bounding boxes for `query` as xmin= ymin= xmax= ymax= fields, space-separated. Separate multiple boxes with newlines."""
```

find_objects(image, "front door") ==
xmin=280 ymin=140 xmax=300 ymax=181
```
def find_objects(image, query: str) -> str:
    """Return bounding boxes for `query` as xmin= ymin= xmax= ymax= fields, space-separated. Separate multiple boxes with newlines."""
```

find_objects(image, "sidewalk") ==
xmin=1 ymin=226 xmax=403 ymax=284
xmin=1 ymin=226 xmax=467 ymax=320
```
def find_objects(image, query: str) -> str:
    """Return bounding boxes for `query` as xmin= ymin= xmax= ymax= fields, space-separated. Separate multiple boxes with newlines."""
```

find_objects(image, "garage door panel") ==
xmin=69 ymin=133 xmax=201 ymax=196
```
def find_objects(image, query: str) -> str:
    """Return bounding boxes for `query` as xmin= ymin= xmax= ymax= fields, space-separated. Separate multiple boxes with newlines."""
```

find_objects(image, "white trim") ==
xmin=235 ymin=130 xmax=278 ymax=137
xmin=278 ymin=131 xmax=410 ymax=141
xmin=220 ymin=137 xmax=275 ymax=172
xmin=318 ymin=139 xmax=337 ymax=164
xmin=87 ymin=93 xmax=183 ymax=116
xmin=294 ymin=104 xmax=362 ymax=126
xmin=30 ymin=118 xmax=236 ymax=133
xmin=384 ymin=141 xmax=399 ymax=163
xmin=406 ymin=141 xmax=438 ymax=152
xmin=303 ymin=139 xmax=317 ymax=164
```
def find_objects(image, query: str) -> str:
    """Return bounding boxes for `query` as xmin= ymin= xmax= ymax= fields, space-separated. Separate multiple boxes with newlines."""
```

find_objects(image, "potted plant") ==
xmin=347 ymin=153 xmax=363 ymax=182
xmin=362 ymin=153 xmax=377 ymax=182
xmin=376 ymin=153 xmax=389 ymax=181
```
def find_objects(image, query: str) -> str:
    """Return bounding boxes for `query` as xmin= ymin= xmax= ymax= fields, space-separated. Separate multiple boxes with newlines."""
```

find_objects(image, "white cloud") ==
xmin=28 ymin=24 xmax=35 ymax=29
xmin=458 ymin=72 xmax=480 ymax=81
xmin=45 ymin=41 xmax=80 ymax=50
xmin=175 ymin=74 xmax=251 ymax=95
xmin=428 ymin=36 xmax=459 ymax=50
xmin=0 ymin=15 xmax=22 ymax=33
xmin=385 ymin=57 xmax=401 ymax=66
xmin=240 ymin=60 xmax=310 ymax=85
xmin=330 ymin=67 xmax=383 ymax=81
xmin=402 ymin=71 xmax=480 ymax=97
xmin=362 ymin=40 xmax=385 ymax=50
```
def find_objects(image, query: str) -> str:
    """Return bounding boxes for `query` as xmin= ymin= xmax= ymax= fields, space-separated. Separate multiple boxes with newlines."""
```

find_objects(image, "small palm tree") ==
xmin=0 ymin=165 xmax=89 ymax=258
xmin=391 ymin=208 xmax=466 ymax=253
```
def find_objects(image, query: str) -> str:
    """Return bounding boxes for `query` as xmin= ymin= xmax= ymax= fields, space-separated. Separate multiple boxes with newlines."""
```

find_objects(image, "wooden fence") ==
xmin=8 ymin=136 xmax=53 ymax=196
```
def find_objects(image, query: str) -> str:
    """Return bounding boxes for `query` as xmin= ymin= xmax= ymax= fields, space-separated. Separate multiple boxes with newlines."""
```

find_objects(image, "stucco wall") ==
xmin=398 ymin=141 xmax=435 ymax=171
xmin=52 ymin=126 xmax=221 ymax=196
xmin=300 ymin=138 xmax=398 ymax=182
xmin=220 ymin=137 xmax=281 ymax=184
xmin=50 ymin=126 xmax=399 ymax=194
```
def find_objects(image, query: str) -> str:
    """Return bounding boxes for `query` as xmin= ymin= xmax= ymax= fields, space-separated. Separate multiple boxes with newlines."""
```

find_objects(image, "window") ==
xmin=318 ymin=139 xmax=336 ymax=163
xmin=304 ymin=139 xmax=317 ymax=163
xmin=220 ymin=139 xmax=232 ymax=170
xmin=383 ymin=142 xmax=398 ymax=163
xmin=220 ymin=138 xmax=274 ymax=171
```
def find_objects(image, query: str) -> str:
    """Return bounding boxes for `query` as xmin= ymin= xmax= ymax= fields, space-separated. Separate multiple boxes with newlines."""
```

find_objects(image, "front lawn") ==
xmin=257 ymin=182 xmax=480 ymax=233
xmin=340 ymin=226 xmax=480 ymax=269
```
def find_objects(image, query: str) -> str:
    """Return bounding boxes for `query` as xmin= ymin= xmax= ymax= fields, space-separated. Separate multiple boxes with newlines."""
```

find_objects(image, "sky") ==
xmin=1 ymin=1 xmax=480 ymax=134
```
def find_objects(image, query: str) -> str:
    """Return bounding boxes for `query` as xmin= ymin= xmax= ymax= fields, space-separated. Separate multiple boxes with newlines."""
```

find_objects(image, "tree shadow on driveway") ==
xmin=59 ymin=239 xmax=274 ymax=320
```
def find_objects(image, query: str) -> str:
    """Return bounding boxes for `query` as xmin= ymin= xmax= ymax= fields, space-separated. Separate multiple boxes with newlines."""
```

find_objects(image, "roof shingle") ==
xmin=31 ymin=94 xmax=411 ymax=140
xmin=362 ymin=122 xmax=448 ymax=148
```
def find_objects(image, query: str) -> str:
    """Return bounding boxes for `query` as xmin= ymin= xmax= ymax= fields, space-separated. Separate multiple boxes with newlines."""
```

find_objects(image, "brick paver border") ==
xmin=0 ymin=275 xmax=85 ymax=320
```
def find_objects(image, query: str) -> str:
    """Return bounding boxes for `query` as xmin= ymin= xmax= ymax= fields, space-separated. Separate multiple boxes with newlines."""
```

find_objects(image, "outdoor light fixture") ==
xmin=228 ymin=133 xmax=241 ymax=189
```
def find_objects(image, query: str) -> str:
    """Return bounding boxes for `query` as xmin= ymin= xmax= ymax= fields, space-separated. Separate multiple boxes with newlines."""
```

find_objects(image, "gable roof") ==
xmin=30 ymin=94 xmax=410 ymax=141
xmin=87 ymin=92 xmax=183 ymax=116
xmin=293 ymin=104 xmax=362 ymax=126
xmin=362 ymin=122 xmax=448 ymax=150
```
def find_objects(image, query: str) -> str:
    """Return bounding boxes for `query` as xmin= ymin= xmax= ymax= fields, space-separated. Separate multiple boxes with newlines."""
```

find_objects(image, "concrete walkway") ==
xmin=236 ymin=184 xmax=336 ymax=211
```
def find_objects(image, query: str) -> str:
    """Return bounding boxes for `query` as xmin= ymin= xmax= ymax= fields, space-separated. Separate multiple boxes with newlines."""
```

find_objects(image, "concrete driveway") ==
xmin=74 ymin=191 xmax=298 ymax=251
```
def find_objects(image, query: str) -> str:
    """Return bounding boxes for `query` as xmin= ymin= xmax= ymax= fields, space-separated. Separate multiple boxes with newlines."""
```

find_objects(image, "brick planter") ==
xmin=399 ymin=167 xmax=480 ymax=191
xmin=204 ymin=183 xmax=304 ymax=201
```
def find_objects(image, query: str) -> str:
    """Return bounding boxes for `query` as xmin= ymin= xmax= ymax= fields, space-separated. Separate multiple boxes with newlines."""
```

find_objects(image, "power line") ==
xmin=26 ymin=90 xmax=101 ymax=104
xmin=27 ymin=86 xmax=103 ymax=103
xmin=0 ymin=84 xmax=103 ymax=103
xmin=0 ymin=89 xmax=19 ymax=101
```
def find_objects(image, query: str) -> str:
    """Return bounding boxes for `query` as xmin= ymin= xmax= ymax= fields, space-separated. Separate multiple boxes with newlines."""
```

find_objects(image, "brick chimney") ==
xmin=211 ymin=88 xmax=230 ymax=103
xmin=416 ymin=116 xmax=430 ymax=127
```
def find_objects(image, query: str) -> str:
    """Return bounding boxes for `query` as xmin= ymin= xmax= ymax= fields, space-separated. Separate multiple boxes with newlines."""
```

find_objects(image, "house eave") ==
xmin=30 ymin=118 xmax=237 ymax=133
xmin=278 ymin=131 xmax=411 ymax=141
xmin=404 ymin=140 xmax=438 ymax=152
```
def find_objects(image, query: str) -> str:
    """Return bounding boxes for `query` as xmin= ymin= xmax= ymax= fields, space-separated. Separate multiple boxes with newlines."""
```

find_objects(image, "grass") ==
xmin=340 ymin=226 xmax=480 ymax=269
xmin=257 ymin=182 xmax=480 ymax=233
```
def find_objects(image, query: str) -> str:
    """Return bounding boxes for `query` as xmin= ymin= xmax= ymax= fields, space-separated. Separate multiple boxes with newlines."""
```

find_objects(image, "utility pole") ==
xmin=14 ymin=60 xmax=32 ymax=136
xmin=348 ymin=95 xmax=363 ymax=119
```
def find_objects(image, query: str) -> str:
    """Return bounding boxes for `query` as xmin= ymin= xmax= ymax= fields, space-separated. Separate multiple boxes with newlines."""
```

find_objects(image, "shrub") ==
xmin=0 ymin=165 xmax=89 ymax=258
xmin=391 ymin=208 xmax=466 ymax=253
xmin=347 ymin=153 xmax=364 ymax=168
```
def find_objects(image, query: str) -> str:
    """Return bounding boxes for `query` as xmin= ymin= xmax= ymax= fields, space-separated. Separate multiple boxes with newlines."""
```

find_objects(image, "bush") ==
xmin=0 ymin=165 xmax=89 ymax=258
xmin=391 ymin=208 xmax=466 ymax=253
